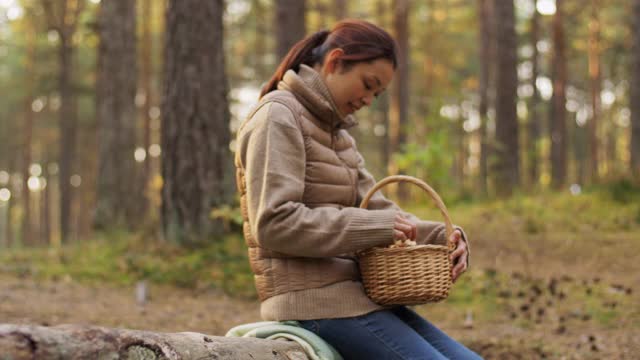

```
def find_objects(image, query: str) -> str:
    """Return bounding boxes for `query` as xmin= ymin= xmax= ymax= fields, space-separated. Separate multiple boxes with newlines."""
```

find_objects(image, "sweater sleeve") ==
xmin=238 ymin=102 xmax=397 ymax=258
xmin=353 ymin=150 xmax=470 ymax=266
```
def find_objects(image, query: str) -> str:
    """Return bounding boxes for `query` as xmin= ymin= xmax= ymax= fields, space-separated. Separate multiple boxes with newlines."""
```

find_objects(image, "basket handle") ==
xmin=360 ymin=175 xmax=455 ymax=250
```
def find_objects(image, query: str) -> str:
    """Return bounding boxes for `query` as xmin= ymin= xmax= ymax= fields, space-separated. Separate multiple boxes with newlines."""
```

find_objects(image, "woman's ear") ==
xmin=324 ymin=48 xmax=345 ymax=74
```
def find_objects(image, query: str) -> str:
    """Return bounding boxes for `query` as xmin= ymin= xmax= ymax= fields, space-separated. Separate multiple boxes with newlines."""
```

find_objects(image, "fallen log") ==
xmin=0 ymin=324 xmax=309 ymax=360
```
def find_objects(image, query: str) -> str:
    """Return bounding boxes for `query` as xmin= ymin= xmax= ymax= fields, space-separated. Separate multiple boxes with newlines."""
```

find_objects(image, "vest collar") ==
xmin=278 ymin=64 xmax=357 ymax=131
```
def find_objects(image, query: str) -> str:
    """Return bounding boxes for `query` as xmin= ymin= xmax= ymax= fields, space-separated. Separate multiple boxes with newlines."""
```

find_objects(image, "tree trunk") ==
xmin=275 ymin=0 xmax=306 ymax=61
xmin=334 ymin=0 xmax=347 ymax=20
xmin=528 ymin=0 xmax=541 ymax=187
xmin=550 ymin=0 xmax=567 ymax=188
xmin=606 ymin=124 xmax=616 ymax=176
xmin=410 ymin=0 xmax=434 ymax=186
xmin=493 ymin=0 xmax=519 ymax=196
xmin=454 ymin=119 xmax=466 ymax=188
xmin=5 ymin=158 xmax=15 ymax=247
xmin=1 ymin=201 xmax=9 ymax=248
xmin=162 ymin=0 xmax=233 ymax=245
xmin=139 ymin=0 xmax=153 ymax=219
xmin=376 ymin=0 xmax=389 ymax=29
xmin=95 ymin=0 xmax=139 ymax=230
xmin=41 ymin=0 xmax=86 ymax=243
xmin=389 ymin=0 xmax=410 ymax=200
xmin=377 ymin=92 xmax=391 ymax=178
xmin=573 ymin=119 xmax=588 ymax=184
xmin=477 ymin=0 xmax=492 ymax=194
xmin=21 ymin=29 xmax=36 ymax=246
xmin=376 ymin=0 xmax=390 ymax=177
xmin=58 ymin=35 xmax=76 ymax=243
xmin=41 ymin=159 xmax=51 ymax=246
xmin=0 ymin=324 xmax=308 ymax=360
xmin=252 ymin=0 xmax=270 ymax=80
xmin=588 ymin=0 xmax=601 ymax=182
xmin=631 ymin=0 xmax=640 ymax=178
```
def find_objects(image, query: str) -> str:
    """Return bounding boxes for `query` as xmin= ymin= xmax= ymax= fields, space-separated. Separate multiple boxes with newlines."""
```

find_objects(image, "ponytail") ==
xmin=260 ymin=20 xmax=398 ymax=99
xmin=260 ymin=30 xmax=330 ymax=98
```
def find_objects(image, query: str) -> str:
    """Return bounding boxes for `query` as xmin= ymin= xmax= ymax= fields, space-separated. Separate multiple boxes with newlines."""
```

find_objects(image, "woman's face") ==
xmin=318 ymin=50 xmax=395 ymax=117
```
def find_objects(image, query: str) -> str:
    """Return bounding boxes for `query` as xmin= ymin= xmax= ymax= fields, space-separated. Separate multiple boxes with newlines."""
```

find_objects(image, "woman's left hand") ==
xmin=449 ymin=229 xmax=468 ymax=283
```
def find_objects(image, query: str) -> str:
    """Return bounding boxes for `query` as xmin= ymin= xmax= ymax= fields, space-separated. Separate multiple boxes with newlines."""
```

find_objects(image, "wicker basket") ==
xmin=358 ymin=175 xmax=455 ymax=306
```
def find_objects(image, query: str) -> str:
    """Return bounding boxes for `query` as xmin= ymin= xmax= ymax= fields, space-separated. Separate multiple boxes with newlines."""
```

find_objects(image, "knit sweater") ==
xmin=234 ymin=64 xmax=469 ymax=321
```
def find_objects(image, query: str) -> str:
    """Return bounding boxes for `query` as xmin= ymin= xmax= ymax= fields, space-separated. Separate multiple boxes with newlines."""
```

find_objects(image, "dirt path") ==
xmin=0 ymin=274 xmax=259 ymax=336
xmin=1 ymin=274 xmax=638 ymax=359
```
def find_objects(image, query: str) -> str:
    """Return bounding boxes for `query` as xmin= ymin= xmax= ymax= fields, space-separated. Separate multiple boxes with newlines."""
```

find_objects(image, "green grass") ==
xmin=404 ymin=184 xmax=640 ymax=235
xmin=0 ymin=230 xmax=256 ymax=298
xmin=1 ymin=182 xmax=639 ymax=319
xmin=407 ymin=181 xmax=640 ymax=332
xmin=431 ymin=269 xmax=507 ymax=322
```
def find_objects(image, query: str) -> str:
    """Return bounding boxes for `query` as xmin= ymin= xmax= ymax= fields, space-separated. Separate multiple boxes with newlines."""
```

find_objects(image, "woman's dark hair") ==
xmin=260 ymin=19 xmax=398 ymax=98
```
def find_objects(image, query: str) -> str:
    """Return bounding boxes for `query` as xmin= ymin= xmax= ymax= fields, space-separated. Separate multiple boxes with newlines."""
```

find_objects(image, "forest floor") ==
xmin=2 ymin=185 xmax=640 ymax=359
xmin=1 ymin=270 xmax=638 ymax=359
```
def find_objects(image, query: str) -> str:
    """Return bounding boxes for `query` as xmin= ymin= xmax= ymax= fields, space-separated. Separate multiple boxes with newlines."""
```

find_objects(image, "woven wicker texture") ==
xmin=358 ymin=175 xmax=454 ymax=305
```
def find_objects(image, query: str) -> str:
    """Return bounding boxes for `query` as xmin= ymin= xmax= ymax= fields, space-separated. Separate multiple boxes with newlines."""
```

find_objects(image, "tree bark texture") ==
xmin=95 ymin=0 xmax=139 ymax=230
xmin=493 ymin=0 xmax=519 ymax=196
xmin=275 ymin=0 xmax=306 ymax=61
xmin=162 ymin=0 xmax=233 ymax=244
xmin=0 ymin=324 xmax=308 ymax=360
xmin=550 ymin=0 xmax=567 ymax=188
xmin=631 ymin=0 xmax=640 ymax=178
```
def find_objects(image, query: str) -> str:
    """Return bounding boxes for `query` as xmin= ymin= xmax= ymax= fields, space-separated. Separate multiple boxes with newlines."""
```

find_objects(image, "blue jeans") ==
xmin=298 ymin=306 xmax=482 ymax=360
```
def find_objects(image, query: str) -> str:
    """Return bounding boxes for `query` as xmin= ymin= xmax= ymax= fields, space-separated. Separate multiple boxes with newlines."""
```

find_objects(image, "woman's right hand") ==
xmin=393 ymin=214 xmax=417 ymax=241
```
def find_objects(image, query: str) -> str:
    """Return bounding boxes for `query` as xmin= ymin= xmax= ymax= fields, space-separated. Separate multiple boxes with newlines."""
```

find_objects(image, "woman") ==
xmin=234 ymin=19 xmax=481 ymax=359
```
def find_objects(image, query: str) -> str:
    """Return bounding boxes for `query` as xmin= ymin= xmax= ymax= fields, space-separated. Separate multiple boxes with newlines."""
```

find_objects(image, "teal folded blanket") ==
xmin=225 ymin=321 xmax=343 ymax=360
